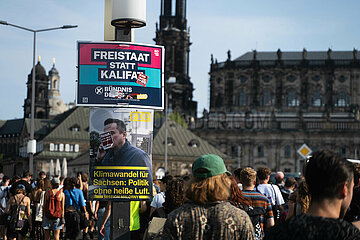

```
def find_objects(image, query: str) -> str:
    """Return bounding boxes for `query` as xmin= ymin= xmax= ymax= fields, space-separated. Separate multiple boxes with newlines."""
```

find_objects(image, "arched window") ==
xmin=38 ymin=89 xmax=44 ymax=100
xmin=235 ymin=92 xmax=248 ymax=106
xmin=339 ymin=147 xmax=346 ymax=157
xmin=260 ymin=91 xmax=273 ymax=106
xmin=311 ymin=91 xmax=323 ymax=107
xmin=284 ymin=145 xmax=291 ymax=158
xmin=188 ymin=139 xmax=200 ymax=148
xmin=285 ymin=90 xmax=299 ymax=107
xmin=258 ymin=145 xmax=264 ymax=157
xmin=164 ymin=137 xmax=175 ymax=146
xmin=335 ymin=91 xmax=349 ymax=107
xmin=53 ymin=80 xmax=57 ymax=89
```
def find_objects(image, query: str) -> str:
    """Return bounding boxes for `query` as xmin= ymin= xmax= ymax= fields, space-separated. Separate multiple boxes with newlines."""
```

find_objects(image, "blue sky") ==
xmin=1 ymin=0 xmax=360 ymax=120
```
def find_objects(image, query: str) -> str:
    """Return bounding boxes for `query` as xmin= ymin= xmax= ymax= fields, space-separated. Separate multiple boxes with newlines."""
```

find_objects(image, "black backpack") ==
xmin=9 ymin=195 xmax=26 ymax=232
xmin=245 ymin=206 xmax=266 ymax=240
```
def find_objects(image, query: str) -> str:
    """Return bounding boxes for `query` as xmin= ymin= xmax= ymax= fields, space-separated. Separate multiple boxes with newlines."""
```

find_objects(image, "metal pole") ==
xmin=109 ymin=17 xmax=133 ymax=240
xmin=29 ymin=31 xmax=36 ymax=174
xmin=164 ymin=92 xmax=168 ymax=172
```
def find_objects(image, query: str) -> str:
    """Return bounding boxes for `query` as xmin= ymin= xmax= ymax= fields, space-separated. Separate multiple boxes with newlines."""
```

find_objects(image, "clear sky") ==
xmin=1 ymin=0 xmax=360 ymax=120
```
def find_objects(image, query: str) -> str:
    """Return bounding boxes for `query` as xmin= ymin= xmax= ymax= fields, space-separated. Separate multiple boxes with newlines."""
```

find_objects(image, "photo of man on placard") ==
xmin=96 ymin=118 xmax=152 ymax=169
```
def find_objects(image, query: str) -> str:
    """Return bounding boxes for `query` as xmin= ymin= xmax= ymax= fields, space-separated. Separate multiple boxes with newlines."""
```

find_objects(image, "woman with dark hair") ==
xmin=162 ymin=178 xmax=186 ymax=214
xmin=63 ymin=177 xmax=88 ymax=240
xmin=144 ymin=178 xmax=186 ymax=239
xmin=228 ymin=175 xmax=251 ymax=210
xmin=6 ymin=184 xmax=32 ymax=240
xmin=31 ymin=179 xmax=45 ymax=240
xmin=286 ymin=178 xmax=311 ymax=220
xmin=151 ymin=178 xmax=185 ymax=218
xmin=44 ymin=178 xmax=52 ymax=192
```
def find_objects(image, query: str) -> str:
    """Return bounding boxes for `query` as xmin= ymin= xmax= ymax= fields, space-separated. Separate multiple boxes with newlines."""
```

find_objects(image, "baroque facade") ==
xmin=192 ymin=49 xmax=360 ymax=173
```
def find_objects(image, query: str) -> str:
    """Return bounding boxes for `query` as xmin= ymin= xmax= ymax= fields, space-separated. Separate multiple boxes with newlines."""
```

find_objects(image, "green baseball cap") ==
xmin=192 ymin=154 xmax=230 ymax=179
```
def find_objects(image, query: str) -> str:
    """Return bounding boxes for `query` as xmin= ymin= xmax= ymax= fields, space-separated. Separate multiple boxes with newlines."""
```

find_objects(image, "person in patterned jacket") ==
xmin=161 ymin=154 xmax=255 ymax=240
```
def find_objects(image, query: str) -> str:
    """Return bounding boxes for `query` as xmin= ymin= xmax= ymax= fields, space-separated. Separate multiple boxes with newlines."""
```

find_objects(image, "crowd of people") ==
xmin=0 ymin=171 xmax=98 ymax=240
xmin=1 ymin=149 xmax=360 ymax=239
xmin=152 ymin=150 xmax=360 ymax=240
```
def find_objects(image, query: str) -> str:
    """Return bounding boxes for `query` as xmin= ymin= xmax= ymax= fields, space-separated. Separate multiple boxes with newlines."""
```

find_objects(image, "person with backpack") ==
xmin=240 ymin=167 xmax=274 ymax=240
xmin=42 ymin=178 xmax=65 ymax=240
xmin=9 ymin=171 xmax=32 ymax=197
xmin=5 ymin=184 xmax=31 ymax=240
xmin=256 ymin=167 xmax=285 ymax=224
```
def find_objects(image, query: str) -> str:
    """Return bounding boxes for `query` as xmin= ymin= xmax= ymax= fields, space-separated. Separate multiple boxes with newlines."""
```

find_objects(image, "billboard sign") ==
xmin=89 ymin=108 xmax=153 ymax=200
xmin=77 ymin=41 xmax=164 ymax=109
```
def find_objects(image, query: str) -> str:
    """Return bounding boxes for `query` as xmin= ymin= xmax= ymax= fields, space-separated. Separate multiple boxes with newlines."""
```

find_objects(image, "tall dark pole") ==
xmin=110 ymin=26 xmax=133 ymax=240
xmin=164 ymin=92 xmax=168 ymax=172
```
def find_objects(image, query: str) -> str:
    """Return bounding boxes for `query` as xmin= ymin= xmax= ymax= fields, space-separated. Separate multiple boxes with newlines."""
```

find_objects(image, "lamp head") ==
xmin=62 ymin=25 xmax=78 ymax=29
xmin=0 ymin=20 xmax=8 ymax=25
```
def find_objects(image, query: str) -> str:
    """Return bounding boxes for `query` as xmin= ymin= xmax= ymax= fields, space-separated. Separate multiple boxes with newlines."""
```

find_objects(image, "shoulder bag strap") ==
xmin=270 ymin=184 xmax=278 ymax=205
xmin=40 ymin=191 xmax=45 ymax=205
xmin=68 ymin=189 xmax=80 ymax=212
xmin=15 ymin=195 xmax=26 ymax=205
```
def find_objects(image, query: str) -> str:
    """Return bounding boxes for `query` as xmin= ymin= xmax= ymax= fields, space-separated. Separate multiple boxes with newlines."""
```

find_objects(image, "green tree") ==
xmin=169 ymin=112 xmax=187 ymax=128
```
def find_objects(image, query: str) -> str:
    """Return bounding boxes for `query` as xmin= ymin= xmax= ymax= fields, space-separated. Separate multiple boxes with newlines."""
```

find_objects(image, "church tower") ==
xmin=24 ymin=57 xmax=50 ymax=119
xmin=48 ymin=58 xmax=68 ymax=117
xmin=155 ymin=0 xmax=197 ymax=120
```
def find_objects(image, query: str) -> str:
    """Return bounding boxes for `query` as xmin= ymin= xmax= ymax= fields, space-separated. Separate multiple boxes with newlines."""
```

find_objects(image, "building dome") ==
xmin=27 ymin=57 xmax=48 ymax=83
xmin=49 ymin=58 xmax=59 ymax=76
xmin=34 ymin=62 xmax=47 ymax=76
xmin=49 ymin=65 xmax=59 ymax=75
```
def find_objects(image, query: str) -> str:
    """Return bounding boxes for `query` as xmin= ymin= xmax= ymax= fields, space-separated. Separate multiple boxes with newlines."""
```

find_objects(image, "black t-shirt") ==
xmin=98 ymin=201 xmax=108 ymax=209
xmin=10 ymin=180 xmax=32 ymax=196
xmin=265 ymin=214 xmax=360 ymax=240
xmin=345 ymin=187 xmax=360 ymax=222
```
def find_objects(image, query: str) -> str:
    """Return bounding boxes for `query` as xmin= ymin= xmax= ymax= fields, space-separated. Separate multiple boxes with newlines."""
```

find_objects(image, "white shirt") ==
xmin=256 ymin=183 xmax=285 ymax=205
xmin=150 ymin=192 xmax=165 ymax=209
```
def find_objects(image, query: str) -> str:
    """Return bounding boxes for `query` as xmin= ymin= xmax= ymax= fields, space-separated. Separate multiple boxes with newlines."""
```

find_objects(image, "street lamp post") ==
xmin=0 ymin=21 xmax=77 ymax=174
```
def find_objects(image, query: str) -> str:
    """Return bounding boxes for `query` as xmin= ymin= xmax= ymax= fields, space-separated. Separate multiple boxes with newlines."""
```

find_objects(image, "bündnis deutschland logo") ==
xmin=95 ymin=86 xmax=103 ymax=95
